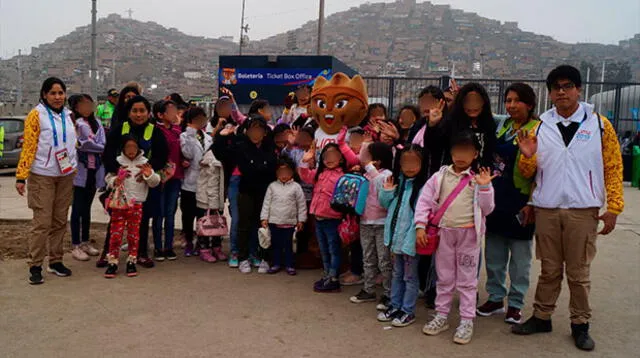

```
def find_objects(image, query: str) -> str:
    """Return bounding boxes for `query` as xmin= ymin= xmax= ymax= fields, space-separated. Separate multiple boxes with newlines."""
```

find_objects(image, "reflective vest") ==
xmin=0 ymin=125 xmax=4 ymax=157
xmin=121 ymin=122 xmax=154 ymax=159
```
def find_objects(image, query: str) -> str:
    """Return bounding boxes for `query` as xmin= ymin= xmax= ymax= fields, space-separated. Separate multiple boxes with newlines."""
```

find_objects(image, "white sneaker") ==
xmin=239 ymin=260 xmax=252 ymax=274
xmin=422 ymin=314 xmax=449 ymax=336
xmin=453 ymin=320 xmax=474 ymax=345
xmin=72 ymin=246 xmax=90 ymax=261
xmin=257 ymin=260 xmax=269 ymax=274
xmin=80 ymin=242 xmax=100 ymax=256
xmin=121 ymin=243 xmax=129 ymax=251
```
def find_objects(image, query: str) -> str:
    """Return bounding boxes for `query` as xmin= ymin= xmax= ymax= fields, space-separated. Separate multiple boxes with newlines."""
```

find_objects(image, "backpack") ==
xmin=330 ymin=173 xmax=369 ymax=215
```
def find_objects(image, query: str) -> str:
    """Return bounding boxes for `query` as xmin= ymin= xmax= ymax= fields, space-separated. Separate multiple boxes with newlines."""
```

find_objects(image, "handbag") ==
xmin=196 ymin=210 xmax=229 ymax=237
xmin=417 ymin=174 xmax=472 ymax=255
xmin=106 ymin=169 xmax=134 ymax=210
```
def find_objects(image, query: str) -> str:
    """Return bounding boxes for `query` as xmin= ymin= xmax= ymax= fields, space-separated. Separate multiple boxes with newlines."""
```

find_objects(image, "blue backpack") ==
xmin=330 ymin=174 xmax=369 ymax=215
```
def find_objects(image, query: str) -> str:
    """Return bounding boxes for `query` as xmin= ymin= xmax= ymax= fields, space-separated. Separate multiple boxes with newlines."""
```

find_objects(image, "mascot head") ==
xmin=310 ymin=73 xmax=368 ymax=134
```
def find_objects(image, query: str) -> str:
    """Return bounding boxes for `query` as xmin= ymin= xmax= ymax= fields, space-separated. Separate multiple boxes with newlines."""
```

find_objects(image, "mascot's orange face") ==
xmin=310 ymin=73 xmax=368 ymax=134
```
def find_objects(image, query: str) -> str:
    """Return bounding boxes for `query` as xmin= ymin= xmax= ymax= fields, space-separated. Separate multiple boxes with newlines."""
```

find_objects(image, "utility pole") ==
xmin=598 ymin=61 xmax=606 ymax=114
xmin=317 ymin=0 xmax=325 ymax=55
xmin=239 ymin=0 xmax=247 ymax=55
xmin=17 ymin=49 xmax=22 ymax=105
xmin=91 ymin=0 xmax=98 ymax=100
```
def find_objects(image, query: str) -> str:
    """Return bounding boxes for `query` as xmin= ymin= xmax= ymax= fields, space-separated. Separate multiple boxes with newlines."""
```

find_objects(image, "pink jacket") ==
xmin=298 ymin=165 xmax=344 ymax=219
xmin=414 ymin=165 xmax=495 ymax=243
xmin=361 ymin=164 xmax=392 ymax=224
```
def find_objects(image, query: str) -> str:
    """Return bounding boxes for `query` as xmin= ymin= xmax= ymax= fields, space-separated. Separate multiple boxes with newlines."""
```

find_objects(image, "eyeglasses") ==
xmin=551 ymin=82 xmax=576 ymax=91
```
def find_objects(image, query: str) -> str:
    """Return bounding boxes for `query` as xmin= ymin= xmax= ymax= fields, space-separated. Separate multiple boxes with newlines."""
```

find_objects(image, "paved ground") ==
xmin=1 ymin=175 xmax=639 ymax=358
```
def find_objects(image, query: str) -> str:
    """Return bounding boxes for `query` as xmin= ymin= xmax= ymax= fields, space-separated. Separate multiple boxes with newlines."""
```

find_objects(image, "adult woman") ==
xmin=109 ymin=85 xmax=140 ymax=131
xmin=98 ymin=95 xmax=168 ymax=268
xmin=16 ymin=77 xmax=77 ymax=284
xmin=477 ymin=83 xmax=538 ymax=324
xmin=68 ymin=94 xmax=105 ymax=261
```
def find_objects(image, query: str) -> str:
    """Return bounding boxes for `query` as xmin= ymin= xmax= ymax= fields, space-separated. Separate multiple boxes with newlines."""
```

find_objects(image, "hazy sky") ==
xmin=1 ymin=0 xmax=638 ymax=58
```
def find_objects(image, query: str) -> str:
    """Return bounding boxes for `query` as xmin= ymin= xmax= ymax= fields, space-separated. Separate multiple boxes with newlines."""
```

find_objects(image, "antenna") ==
xmin=126 ymin=8 xmax=133 ymax=19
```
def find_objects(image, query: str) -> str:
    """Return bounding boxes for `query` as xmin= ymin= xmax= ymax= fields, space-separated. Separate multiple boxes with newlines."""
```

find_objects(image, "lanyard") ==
xmin=45 ymin=106 xmax=67 ymax=147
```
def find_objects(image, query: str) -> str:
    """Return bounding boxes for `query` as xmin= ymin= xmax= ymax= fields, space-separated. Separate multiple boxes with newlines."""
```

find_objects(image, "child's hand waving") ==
xmin=302 ymin=140 xmax=316 ymax=164
xmin=383 ymin=175 xmax=397 ymax=190
xmin=475 ymin=167 xmax=496 ymax=186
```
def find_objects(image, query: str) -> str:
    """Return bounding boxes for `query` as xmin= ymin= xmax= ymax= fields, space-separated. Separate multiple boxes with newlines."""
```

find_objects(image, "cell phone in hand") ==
xmin=516 ymin=211 xmax=525 ymax=225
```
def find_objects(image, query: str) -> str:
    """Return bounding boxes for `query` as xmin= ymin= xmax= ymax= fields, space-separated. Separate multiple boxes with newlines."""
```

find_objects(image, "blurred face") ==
xmin=349 ymin=133 xmax=364 ymax=152
xmin=129 ymin=102 xmax=149 ymax=126
xmin=451 ymin=143 xmax=479 ymax=171
xmin=322 ymin=146 xmax=342 ymax=169
xmin=190 ymin=115 xmax=208 ymax=130
xmin=275 ymin=131 xmax=290 ymax=149
xmin=124 ymin=91 xmax=137 ymax=103
xmin=369 ymin=107 xmax=386 ymax=125
xmin=419 ymin=93 xmax=439 ymax=118
xmin=159 ymin=103 xmax=178 ymax=125
xmin=296 ymin=131 xmax=313 ymax=149
xmin=463 ymin=91 xmax=484 ymax=118
xmin=295 ymin=87 xmax=311 ymax=106
xmin=123 ymin=140 xmax=139 ymax=160
xmin=176 ymin=108 xmax=185 ymax=125
xmin=77 ymin=97 xmax=95 ymax=118
xmin=277 ymin=165 xmax=294 ymax=183
xmin=217 ymin=100 xmax=232 ymax=118
xmin=108 ymin=95 xmax=119 ymax=105
xmin=380 ymin=131 xmax=395 ymax=146
xmin=44 ymin=84 xmax=66 ymax=110
xmin=444 ymin=91 xmax=455 ymax=110
xmin=247 ymin=123 xmax=266 ymax=144
xmin=550 ymin=79 xmax=581 ymax=113
xmin=400 ymin=151 xmax=422 ymax=178
xmin=398 ymin=109 xmax=417 ymax=129
xmin=258 ymin=106 xmax=273 ymax=122
xmin=505 ymin=91 xmax=532 ymax=122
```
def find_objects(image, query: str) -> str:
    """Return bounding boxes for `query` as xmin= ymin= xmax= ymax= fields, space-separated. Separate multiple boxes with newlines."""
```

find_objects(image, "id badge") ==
xmin=55 ymin=149 xmax=74 ymax=174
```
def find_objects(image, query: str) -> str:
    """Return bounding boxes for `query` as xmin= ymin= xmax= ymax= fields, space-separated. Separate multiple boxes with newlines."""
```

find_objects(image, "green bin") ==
xmin=633 ymin=145 xmax=640 ymax=188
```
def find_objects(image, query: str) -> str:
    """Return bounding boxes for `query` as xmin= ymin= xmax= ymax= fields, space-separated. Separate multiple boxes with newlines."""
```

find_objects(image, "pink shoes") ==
xmin=212 ymin=247 xmax=228 ymax=261
xmin=199 ymin=249 xmax=217 ymax=263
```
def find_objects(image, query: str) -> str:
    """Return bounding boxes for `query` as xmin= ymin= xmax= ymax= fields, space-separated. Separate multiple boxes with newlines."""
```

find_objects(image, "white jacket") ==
xmin=30 ymin=103 xmax=77 ymax=177
xmin=196 ymin=150 xmax=225 ymax=210
xmin=260 ymin=179 xmax=308 ymax=226
xmin=180 ymin=127 xmax=213 ymax=192
xmin=105 ymin=152 xmax=161 ymax=203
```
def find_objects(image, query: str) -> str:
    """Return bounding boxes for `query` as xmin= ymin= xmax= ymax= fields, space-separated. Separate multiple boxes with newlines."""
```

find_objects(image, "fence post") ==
xmin=388 ymin=78 xmax=396 ymax=119
xmin=497 ymin=80 xmax=506 ymax=114
xmin=613 ymin=83 xmax=622 ymax=133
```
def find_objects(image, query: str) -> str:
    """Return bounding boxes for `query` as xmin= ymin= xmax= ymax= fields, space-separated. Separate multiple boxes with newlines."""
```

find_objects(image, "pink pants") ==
xmin=435 ymin=227 xmax=480 ymax=320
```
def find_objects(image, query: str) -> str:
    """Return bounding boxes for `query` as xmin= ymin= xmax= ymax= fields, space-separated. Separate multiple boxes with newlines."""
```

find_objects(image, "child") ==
xmin=281 ymin=84 xmax=311 ymax=125
xmin=104 ymin=137 xmax=161 ymax=278
xmin=416 ymin=131 xmax=495 ymax=345
xmin=180 ymin=107 xmax=214 ymax=259
xmin=347 ymin=126 xmax=365 ymax=155
xmin=360 ymin=103 xmax=387 ymax=141
xmin=195 ymin=146 xmax=226 ymax=262
xmin=376 ymin=144 xmax=428 ymax=327
xmin=260 ymin=156 xmax=307 ymax=275
xmin=349 ymin=142 xmax=394 ymax=310
xmin=273 ymin=123 xmax=292 ymax=155
xmin=299 ymin=143 xmax=348 ymax=292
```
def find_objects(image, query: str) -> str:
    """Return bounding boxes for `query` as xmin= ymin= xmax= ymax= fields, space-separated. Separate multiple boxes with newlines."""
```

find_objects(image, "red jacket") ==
xmin=298 ymin=165 xmax=344 ymax=219
xmin=157 ymin=123 xmax=185 ymax=180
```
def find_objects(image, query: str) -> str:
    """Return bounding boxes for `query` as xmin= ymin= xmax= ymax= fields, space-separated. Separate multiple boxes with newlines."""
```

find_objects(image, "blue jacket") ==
xmin=379 ymin=176 xmax=418 ymax=256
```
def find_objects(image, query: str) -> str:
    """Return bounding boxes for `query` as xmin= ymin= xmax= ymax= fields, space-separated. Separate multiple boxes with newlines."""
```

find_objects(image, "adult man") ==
xmin=96 ymin=88 xmax=118 ymax=129
xmin=513 ymin=65 xmax=624 ymax=351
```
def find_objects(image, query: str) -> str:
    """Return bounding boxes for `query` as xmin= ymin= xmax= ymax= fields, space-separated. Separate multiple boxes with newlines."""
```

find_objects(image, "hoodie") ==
xmin=105 ymin=151 xmax=161 ymax=203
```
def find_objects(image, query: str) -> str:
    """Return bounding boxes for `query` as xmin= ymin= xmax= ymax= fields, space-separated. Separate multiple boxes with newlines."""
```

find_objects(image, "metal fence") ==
xmin=363 ymin=76 xmax=640 ymax=134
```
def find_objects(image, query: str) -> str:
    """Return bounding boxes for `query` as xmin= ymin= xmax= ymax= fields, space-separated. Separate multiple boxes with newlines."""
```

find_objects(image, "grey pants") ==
xmin=361 ymin=224 xmax=391 ymax=296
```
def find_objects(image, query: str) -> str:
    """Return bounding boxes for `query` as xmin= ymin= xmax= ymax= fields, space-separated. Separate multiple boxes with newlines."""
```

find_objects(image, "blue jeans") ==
xmin=228 ymin=175 xmax=241 ymax=254
xmin=484 ymin=234 xmax=533 ymax=309
xmin=270 ymin=225 xmax=295 ymax=268
xmin=391 ymin=254 xmax=420 ymax=315
xmin=315 ymin=218 xmax=341 ymax=278
xmin=152 ymin=178 xmax=181 ymax=251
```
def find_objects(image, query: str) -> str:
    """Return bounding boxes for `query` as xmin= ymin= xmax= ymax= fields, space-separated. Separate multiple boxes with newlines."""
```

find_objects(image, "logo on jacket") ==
xmin=575 ymin=129 xmax=593 ymax=141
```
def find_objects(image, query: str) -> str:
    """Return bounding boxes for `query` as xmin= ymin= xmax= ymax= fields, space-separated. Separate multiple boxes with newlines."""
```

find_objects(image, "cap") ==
xmin=107 ymin=88 xmax=119 ymax=97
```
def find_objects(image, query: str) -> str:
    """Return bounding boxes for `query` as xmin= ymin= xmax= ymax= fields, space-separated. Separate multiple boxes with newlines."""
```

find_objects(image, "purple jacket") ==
xmin=73 ymin=118 xmax=106 ymax=188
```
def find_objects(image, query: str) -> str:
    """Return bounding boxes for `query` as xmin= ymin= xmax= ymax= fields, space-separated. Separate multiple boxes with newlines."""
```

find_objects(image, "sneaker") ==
xmin=72 ymin=246 xmax=90 ymax=261
xmin=96 ymin=254 xmax=108 ymax=268
xmin=267 ymin=266 xmax=281 ymax=274
xmin=28 ymin=266 xmax=44 ymax=285
xmin=165 ymin=249 xmax=178 ymax=261
xmin=571 ymin=323 xmax=595 ymax=351
xmin=511 ymin=316 xmax=553 ymax=335
xmin=377 ymin=307 xmax=401 ymax=322
xmin=80 ymin=242 xmax=100 ymax=256
xmin=314 ymin=276 xmax=328 ymax=290
xmin=376 ymin=295 xmax=391 ymax=311
xmin=137 ymin=257 xmax=155 ymax=269
xmin=505 ymin=307 xmax=522 ymax=324
xmin=422 ymin=314 xmax=450 ymax=336
xmin=228 ymin=253 xmax=239 ymax=268
xmin=314 ymin=277 xmax=341 ymax=293
xmin=477 ymin=300 xmax=505 ymax=317
xmin=286 ymin=267 xmax=297 ymax=276
xmin=184 ymin=243 xmax=194 ymax=257
xmin=47 ymin=262 xmax=72 ymax=277
xmin=392 ymin=312 xmax=416 ymax=327
xmin=250 ymin=256 xmax=261 ymax=268
xmin=212 ymin=247 xmax=228 ymax=261
xmin=239 ymin=260 xmax=252 ymax=274
xmin=104 ymin=264 xmax=118 ymax=279
xmin=258 ymin=260 xmax=270 ymax=274
xmin=200 ymin=249 xmax=217 ymax=263
xmin=350 ymin=289 xmax=377 ymax=304
xmin=126 ymin=261 xmax=138 ymax=277
xmin=453 ymin=320 xmax=474 ymax=345
xmin=154 ymin=249 xmax=166 ymax=262
xmin=121 ymin=243 xmax=128 ymax=251
xmin=340 ymin=272 xmax=364 ymax=286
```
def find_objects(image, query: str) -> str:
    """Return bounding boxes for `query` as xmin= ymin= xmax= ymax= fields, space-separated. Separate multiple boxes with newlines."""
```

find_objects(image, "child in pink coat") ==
xmin=415 ymin=130 xmax=495 ymax=345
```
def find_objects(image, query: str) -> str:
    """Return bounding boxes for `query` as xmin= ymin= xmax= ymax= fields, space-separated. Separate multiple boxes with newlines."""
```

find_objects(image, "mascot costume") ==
xmin=296 ymin=72 xmax=369 ymax=270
